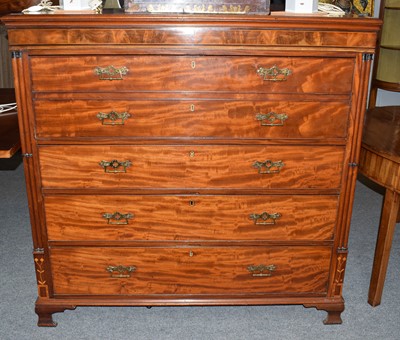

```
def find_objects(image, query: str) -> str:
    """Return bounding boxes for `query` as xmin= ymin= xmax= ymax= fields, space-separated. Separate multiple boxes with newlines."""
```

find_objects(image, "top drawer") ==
xmin=29 ymin=56 xmax=354 ymax=94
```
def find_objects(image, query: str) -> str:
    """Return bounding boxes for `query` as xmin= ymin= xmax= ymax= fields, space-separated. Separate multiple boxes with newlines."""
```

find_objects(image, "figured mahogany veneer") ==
xmin=38 ymin=145 xmax=344 ymax=189
xmin=34 ymin=100 xmax=350 ymax=140
xmin=44 ymin=195 xmax=338 ymax=242
xmin=2 ymin=12 xmax=380 ymax=326
xmin=30 ymin=56 xmax=354 ymax=94
xmin=50 ymin=246 xmax=331 ymax=295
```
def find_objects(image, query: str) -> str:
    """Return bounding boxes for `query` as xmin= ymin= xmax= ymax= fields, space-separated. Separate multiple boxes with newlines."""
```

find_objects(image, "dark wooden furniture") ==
xmin=0 ymin=88 xmax=19 ymax=158
xmin=368 ymin=0 xmax=400 ymax=108
xmin=360 ymin=0 xmax=399 ymax=307
xmin=1 ymin=0 xmax=48 ymax=158
xmin=2 ymin=12 xmax=380 ymax=327
xmin=359 ymin=106 xmax=400 ymax=306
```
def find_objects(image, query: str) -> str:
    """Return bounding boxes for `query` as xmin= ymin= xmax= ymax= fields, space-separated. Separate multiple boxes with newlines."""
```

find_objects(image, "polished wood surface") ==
xmin=359 ymin=106 xmax=400 ymax=306
xmin=44 ymin=195 xmax=338 ymax=242
xmin=34 ymin=100 xmax=350 ymax=140
xmin=50 ymin=246 xmax=331 ymax=295
xmin=38 ymin=145 xmax=344 ymax=189
xmin=30 ymin=55 xmax=354 ymax=94
xmin=0 ymin=88 xmax=19 ymax=158
xmin=2 ymin=12 xmax=380 ymax=326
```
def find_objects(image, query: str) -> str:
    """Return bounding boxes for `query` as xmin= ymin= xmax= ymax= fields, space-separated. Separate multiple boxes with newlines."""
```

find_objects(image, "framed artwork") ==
xmin=319 ymin=0 xmax=375 ymax=16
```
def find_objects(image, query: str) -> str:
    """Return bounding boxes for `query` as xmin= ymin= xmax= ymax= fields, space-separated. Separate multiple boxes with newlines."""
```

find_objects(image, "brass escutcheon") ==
xmin=253 ymin=160 xmax=285 ymax=174
xmin=247 ymin=264 xmax=276 ymax=277
xmin=99 ymin=160 xmax=132 ymax=173
xmin=106 ymin=265 xmax=136 ymax=278
xmin=256 ymin=112 xmax=288 ymax=127
xmin=97 ymin=111 xmax=131 ymax=125
xmin=249 ymin=212 xmax=281 ymax=225
xmin=102 ymin=212 xmax=134 ymax=225
xmin=94 ymin=65 xmax=129 ymax=81
xmin=257 ymin=65 xmax=292 ymax=82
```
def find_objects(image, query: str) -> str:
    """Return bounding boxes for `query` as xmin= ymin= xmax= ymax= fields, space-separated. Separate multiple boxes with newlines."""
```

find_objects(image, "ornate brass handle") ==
xmin=102 ymin=212 xmax=134 ymax=225
xmin=247 ymin=264 xmax=276 ymax=277
xmin=256 ymin=112 xmax=288 ymax=126
xmin=106 ymin=265 xmax=136 ymax=278
xmin=253 ymin=160 xmax=285 ymax=174
xmin=97 ymin=111 xmax=131 ymax=125
xmin=249 ymin=212 xmax=281 ymax=225
xmin=257 ymin=65 xmax=292 ymax=82
xmin=94 ymin=65 xmax=129 ymax=81
xmin=99 ymin=160 xmax=132 ymax=173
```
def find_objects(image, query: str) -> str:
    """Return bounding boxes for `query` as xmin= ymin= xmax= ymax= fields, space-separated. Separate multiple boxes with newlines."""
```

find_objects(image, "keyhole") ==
xmin=190 ymin=104 xmax=195 ymax=112
xmin=191 ymin=61 xmax=196 ymax=69
xmin=189 ymin=200 xmax=196 ymax=206
xmin=189 ymin=250 xmax=194 ymax=257
xmin=189 ymin=151 xmax=195 ymax=158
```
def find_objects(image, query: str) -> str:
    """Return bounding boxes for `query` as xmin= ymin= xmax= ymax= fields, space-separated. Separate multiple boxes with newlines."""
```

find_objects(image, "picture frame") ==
xmin=319 ymin=0 xmax=375 ymax=16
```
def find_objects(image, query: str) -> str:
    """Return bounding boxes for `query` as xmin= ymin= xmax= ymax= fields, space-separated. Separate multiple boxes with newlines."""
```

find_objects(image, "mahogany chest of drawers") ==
xmin=2 ymin=12 xmax=380 ymax=326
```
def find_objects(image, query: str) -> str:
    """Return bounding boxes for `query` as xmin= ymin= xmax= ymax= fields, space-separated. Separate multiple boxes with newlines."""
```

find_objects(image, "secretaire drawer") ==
xmin=38 ymin=145 xmax=344 ymax=189
xmin=50 ymin=246 xmax=331 ymax=295
xmin=30 ymin=55 xmax=354 ymax=94
xmin=34 ymin=100 xmax=350 ymax=140
xmin=44 ymin=195 xmax=338 ymax=241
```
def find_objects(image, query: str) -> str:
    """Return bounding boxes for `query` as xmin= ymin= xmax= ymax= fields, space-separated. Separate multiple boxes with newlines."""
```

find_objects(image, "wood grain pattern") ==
xmin=50 ymin=246 xmax=331 ymax=295
xmin=38 ymin=145 xmax=344 ymax=189
xmin=34 ymin=100 xmax=350 ymax=140
xmin=29 ymin=56 xmax=354 ymax=94
xmin=2 ymin=12 xmax=380 ymax=325
xmin=44 ymin=195 xmax=338 ymax=241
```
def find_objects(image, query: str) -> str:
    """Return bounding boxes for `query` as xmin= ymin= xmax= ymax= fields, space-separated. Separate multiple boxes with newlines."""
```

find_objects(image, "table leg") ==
xmin=368 ymin=189 xmax=399 ymax=306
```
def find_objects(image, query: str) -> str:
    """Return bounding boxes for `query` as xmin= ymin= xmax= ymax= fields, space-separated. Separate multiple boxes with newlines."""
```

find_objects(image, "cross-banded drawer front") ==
xmin=50 ymin=246 xmax=331 ymax=295
xmin=44 ymin=195 xmax=338 ymax=242
xmin=30 ymin=56 xmax=354 ymax=94
xmin=38 ymin=145 xmax=344 ymax=189
xmin=34 ymin=100 xmax=350 ymax=140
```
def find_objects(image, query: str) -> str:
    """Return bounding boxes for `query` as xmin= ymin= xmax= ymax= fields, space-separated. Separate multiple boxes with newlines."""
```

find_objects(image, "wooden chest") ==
xmin=2 ymin=12 xmax=380 ymax=326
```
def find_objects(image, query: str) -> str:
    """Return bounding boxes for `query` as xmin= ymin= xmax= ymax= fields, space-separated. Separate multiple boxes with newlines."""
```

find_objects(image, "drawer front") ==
xmin=30 ymin=56 xmax=354 ymax=94
xmin=44 ymin=195 xmax=338 ymax=241
xmin=50 ymin=246 xmax=331 ymax=295
xmin=34 ymin=100 xmax=350 ymax=140
xmin=39 ymin=145 xmax=344 ymax=189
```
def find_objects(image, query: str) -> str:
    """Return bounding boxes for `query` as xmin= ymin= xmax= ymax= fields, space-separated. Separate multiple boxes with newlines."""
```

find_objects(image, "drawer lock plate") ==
xmin=249 ymin=212 xmax=281 ymax=225
xmin=253 ymin=160 xmax=285 ymax=174
xmin=256 ymin=112 xmax=288 ymax=126
xmin=94 ymin=65 xmax=129 ymax=81
xmin=106 ymin=265 xmax=136 ymax=278
xmin=102 ymin=212 xmax=134 ymax=225
xmin=247 ymin=264 xmax=276 ymax=277
xmin=97 ymin=111 xmax=131 ymax=125
xmin=257 ymin=65 xmax=292 ymax=82
xmin=99 ymin=159 xmax=132 ymax=173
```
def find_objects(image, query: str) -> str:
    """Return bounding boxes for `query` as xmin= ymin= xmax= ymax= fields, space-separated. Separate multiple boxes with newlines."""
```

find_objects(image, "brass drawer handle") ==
xmin=247 ymin=264 xmax=276 ymax=277
xmin=253 ymin=160 xmax=285 ymax=174
xmin=257 ymin=65 xmax=292 ymax=82
xmin=256 ymin=112 xmax=288 ymax=126
xmin=106 ymin=265 xmax=136 ymax=278
xmin=97 ymin=111 xmax=131 ymax=125
xmin=249 ymin=212 xmax=281 ymax=225
xmin=99 ymin=160 xmax=132 ymax=173
xmin=102 ymin=212 xmax=134 ymax=225
xmin=94 ymin=65 xmax=129 ymax=81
